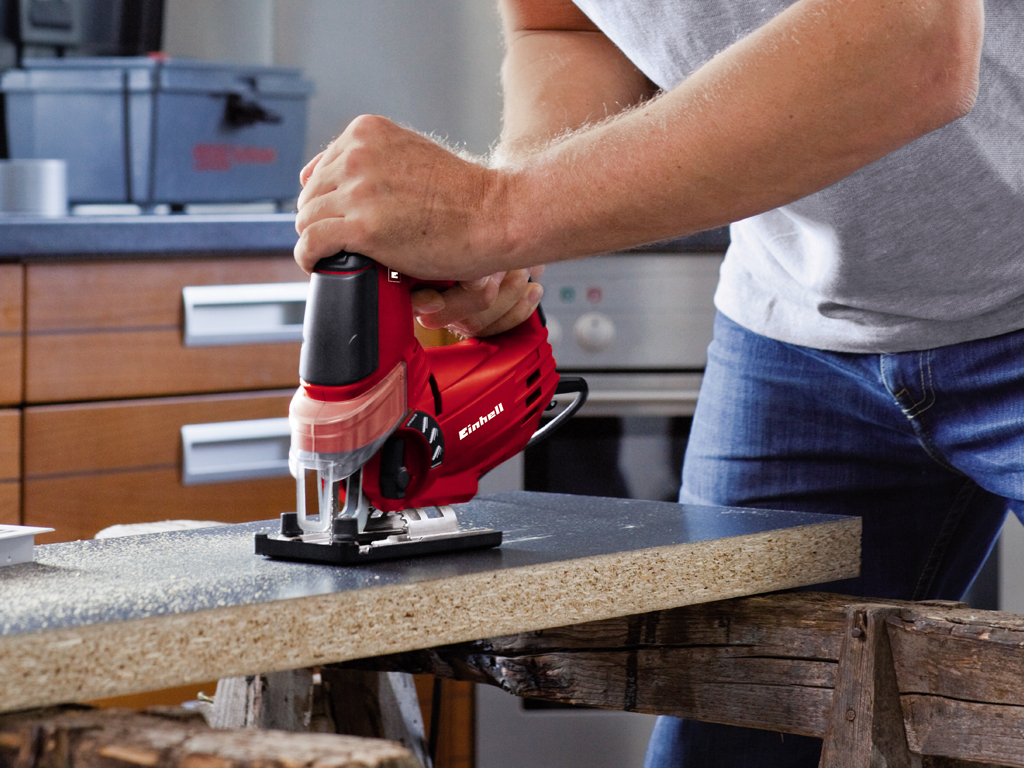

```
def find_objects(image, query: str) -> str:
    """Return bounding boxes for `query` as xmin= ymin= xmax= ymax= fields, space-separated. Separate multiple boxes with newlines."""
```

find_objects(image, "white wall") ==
xmin=163 ymin=0 xmax=504 ymax=160
xmin=163 ymin=0 xmax=275 ymax=65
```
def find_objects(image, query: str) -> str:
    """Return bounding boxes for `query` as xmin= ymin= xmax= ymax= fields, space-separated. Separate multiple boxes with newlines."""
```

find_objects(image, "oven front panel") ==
xmin=541 ymin=253 xmax=723 ymax=371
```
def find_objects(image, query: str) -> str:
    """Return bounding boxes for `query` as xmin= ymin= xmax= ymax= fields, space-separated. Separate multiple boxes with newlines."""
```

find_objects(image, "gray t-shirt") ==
xmin=572 ymin=0 xmax=1024 ymax=353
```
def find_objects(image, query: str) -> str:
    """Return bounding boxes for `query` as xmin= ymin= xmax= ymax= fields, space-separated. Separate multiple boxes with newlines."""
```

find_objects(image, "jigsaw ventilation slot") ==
xmin=521 ymin=367 xmax=544 ymax=424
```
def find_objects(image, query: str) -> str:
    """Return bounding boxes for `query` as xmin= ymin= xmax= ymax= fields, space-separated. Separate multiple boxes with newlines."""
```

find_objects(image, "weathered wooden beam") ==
xmin=0 ymin=706 xmax=421 ymax=768
xmin=346 ymin=592 xmax=1024 ymax=768
xmin=889 ymin=605 xmax=1024 ymax=768
xmin=341 ymin=592 xmax=852 ymax=737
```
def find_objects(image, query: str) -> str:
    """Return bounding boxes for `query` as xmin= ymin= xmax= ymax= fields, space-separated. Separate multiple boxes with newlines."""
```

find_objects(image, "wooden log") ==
xmin=902 ymin=697 xmax=1024 ymax=768
xmin=889 ymin=607 xmax=1024 ymax=706
xmin=0 ymin=706 xmax=421 ymax=768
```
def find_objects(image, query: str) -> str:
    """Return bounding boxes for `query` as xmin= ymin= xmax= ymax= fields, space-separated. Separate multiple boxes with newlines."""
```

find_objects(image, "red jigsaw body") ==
xmin=290 ymin=255 xmax=560 ymax=513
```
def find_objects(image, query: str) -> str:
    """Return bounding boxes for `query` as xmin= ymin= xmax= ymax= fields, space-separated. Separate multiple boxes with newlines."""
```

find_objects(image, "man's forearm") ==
xmin=495 ymin=28 xmax=656 ymax=164
xmin=489 ymin=0 xmax=984 ymax=268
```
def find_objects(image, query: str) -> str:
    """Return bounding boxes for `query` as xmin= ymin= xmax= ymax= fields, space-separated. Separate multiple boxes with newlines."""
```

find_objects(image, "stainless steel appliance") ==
xmin=477 ymin=235 xmax=726 ymax=768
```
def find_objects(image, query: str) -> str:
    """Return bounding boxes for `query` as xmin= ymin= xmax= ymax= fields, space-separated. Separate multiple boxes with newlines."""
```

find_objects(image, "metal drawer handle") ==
xmin=181 ymin=417 xmax=291 ymax=485
xmin=182 ymin=282 xmax=308 ymax=347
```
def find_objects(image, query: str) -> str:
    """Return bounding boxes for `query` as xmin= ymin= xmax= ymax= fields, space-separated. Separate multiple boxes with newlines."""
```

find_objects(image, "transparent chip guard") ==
xmin=288 ymin=362 xmax=408 ymax=533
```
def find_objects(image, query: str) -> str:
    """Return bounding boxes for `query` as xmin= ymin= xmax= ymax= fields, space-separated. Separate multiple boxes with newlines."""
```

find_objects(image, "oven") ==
xmin=476 ymin=233 xmax=727 ymax=768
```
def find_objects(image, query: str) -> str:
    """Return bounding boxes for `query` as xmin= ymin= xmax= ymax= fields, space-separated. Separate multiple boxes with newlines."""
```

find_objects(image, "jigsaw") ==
xmin=255 ymin=252 xmax=587 ymax=564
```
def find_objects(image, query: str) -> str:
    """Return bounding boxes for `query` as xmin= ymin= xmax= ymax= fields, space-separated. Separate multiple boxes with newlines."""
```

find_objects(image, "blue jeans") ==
xmin=644 ymin=312 xmax=1024 ymax=768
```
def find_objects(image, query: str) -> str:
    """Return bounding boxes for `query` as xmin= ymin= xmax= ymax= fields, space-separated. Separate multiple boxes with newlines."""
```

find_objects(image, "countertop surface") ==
xmin=0 ymin=491 xmax=859 ymax=711
xmin=0 ymin=491 xmax=850 ymax=637
xmin=0 ymin=213 xmax=300 ymax=258
xmin=0 ymin=214 xmax=729 ymax=259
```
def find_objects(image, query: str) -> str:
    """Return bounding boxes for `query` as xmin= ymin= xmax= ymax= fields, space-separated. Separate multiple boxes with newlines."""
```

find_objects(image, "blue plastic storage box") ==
xmin=1 ymin=57 xmax=314 ymax=206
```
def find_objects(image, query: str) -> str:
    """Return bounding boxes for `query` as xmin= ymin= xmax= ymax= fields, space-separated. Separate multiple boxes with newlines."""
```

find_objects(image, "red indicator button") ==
xmin=587 ymin=287 xmax=602 ymax=303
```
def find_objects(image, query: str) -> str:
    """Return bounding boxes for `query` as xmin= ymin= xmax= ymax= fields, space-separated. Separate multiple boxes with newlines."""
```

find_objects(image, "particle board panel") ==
xmin=23 ymin=391 xmax=295 ymax=544
xmin=0 ymin=264 xmax=24 ymax=405
xmin=0 ymin=492 xmax=861 ymax=712
xmin=24 ymin=257 xmax=307 ymax=403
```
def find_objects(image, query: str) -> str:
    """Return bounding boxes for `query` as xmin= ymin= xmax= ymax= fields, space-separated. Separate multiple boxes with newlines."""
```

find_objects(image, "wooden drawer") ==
xmin=0 ymin=264 xmax=24 ymax=406
xmin=25 ymin=256 xmax=308 ymax=403
xmin=23 ymin=390 xmax=297 ymax=544
xmin=0 ymin=408 xmax=21 ymax=526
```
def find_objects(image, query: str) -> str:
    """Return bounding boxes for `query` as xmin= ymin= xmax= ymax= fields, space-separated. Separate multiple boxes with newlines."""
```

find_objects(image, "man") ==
xmin=294 ymin=0 xmax=1023 ymax=764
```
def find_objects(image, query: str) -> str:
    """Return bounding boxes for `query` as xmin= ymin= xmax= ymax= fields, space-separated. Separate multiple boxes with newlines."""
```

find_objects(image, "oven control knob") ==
xmin=573 ymin=312 xmax=615 ymax=352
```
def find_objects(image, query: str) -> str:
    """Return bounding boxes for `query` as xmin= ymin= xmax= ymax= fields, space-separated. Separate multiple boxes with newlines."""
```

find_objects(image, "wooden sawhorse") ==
xmin=338 ymin=592 xmax=1024 ymax=768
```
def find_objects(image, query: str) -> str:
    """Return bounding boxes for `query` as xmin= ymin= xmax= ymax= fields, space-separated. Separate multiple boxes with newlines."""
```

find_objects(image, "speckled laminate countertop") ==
xmin=0 ymin=491 xmax=859 ymax=711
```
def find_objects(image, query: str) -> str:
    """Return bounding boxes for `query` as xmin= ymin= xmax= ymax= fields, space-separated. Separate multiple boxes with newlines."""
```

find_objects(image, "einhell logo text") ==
xmin=193 ymin=144 xmax=278 ymax=172
xmin=459 ymin=403 xmax=504 ymax=440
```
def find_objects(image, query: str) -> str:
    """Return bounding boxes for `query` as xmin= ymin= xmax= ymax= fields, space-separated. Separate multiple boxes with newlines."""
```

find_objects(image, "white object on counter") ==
xmin=0 ymin=525 xmax=55 ymax=567
xmin=0 ymin=159 xmax=67 ymax=217
xmin=94 ymin=520 xmax=226 ymax=539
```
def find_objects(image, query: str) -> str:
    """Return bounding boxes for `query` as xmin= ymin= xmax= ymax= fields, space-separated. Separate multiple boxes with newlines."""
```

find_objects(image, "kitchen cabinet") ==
xmin=0 ymin=264 xmax=24 ymax=406
xmin=21 ymin=254 xmax=308 ymax=543
xmin=25 ymin=258 xmax=305 ymax=403
xmin=23 ymin=390 xmax=297 ymax=544
xmin=0 ymin=409 xmax=20 ymax=526
xmin=0 ymin=264 xmax=24 ymax=524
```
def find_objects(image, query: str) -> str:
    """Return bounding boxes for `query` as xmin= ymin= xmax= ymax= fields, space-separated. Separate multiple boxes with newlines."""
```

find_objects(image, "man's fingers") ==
xmin=462 ymin=272 xmax=506 ymax=292
xmin=411 ymin=288 xmax=446 ymax=316
xmin=299 ymin=152 xmax=324 ymax=188
xmin=294 ymin=218 xmax=357 ymax=274
xmin=295 ymin=189 xmax=352 ymax=239
xmin=458 ymin=282 xmax=544 ymax=337
xmin=418 ymin=271 xmax=521 ymax=330
xmin=296 ymin=162 xmax=345 ymax=226
xmin=416 ymin=270 xmax=543 ymax=336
